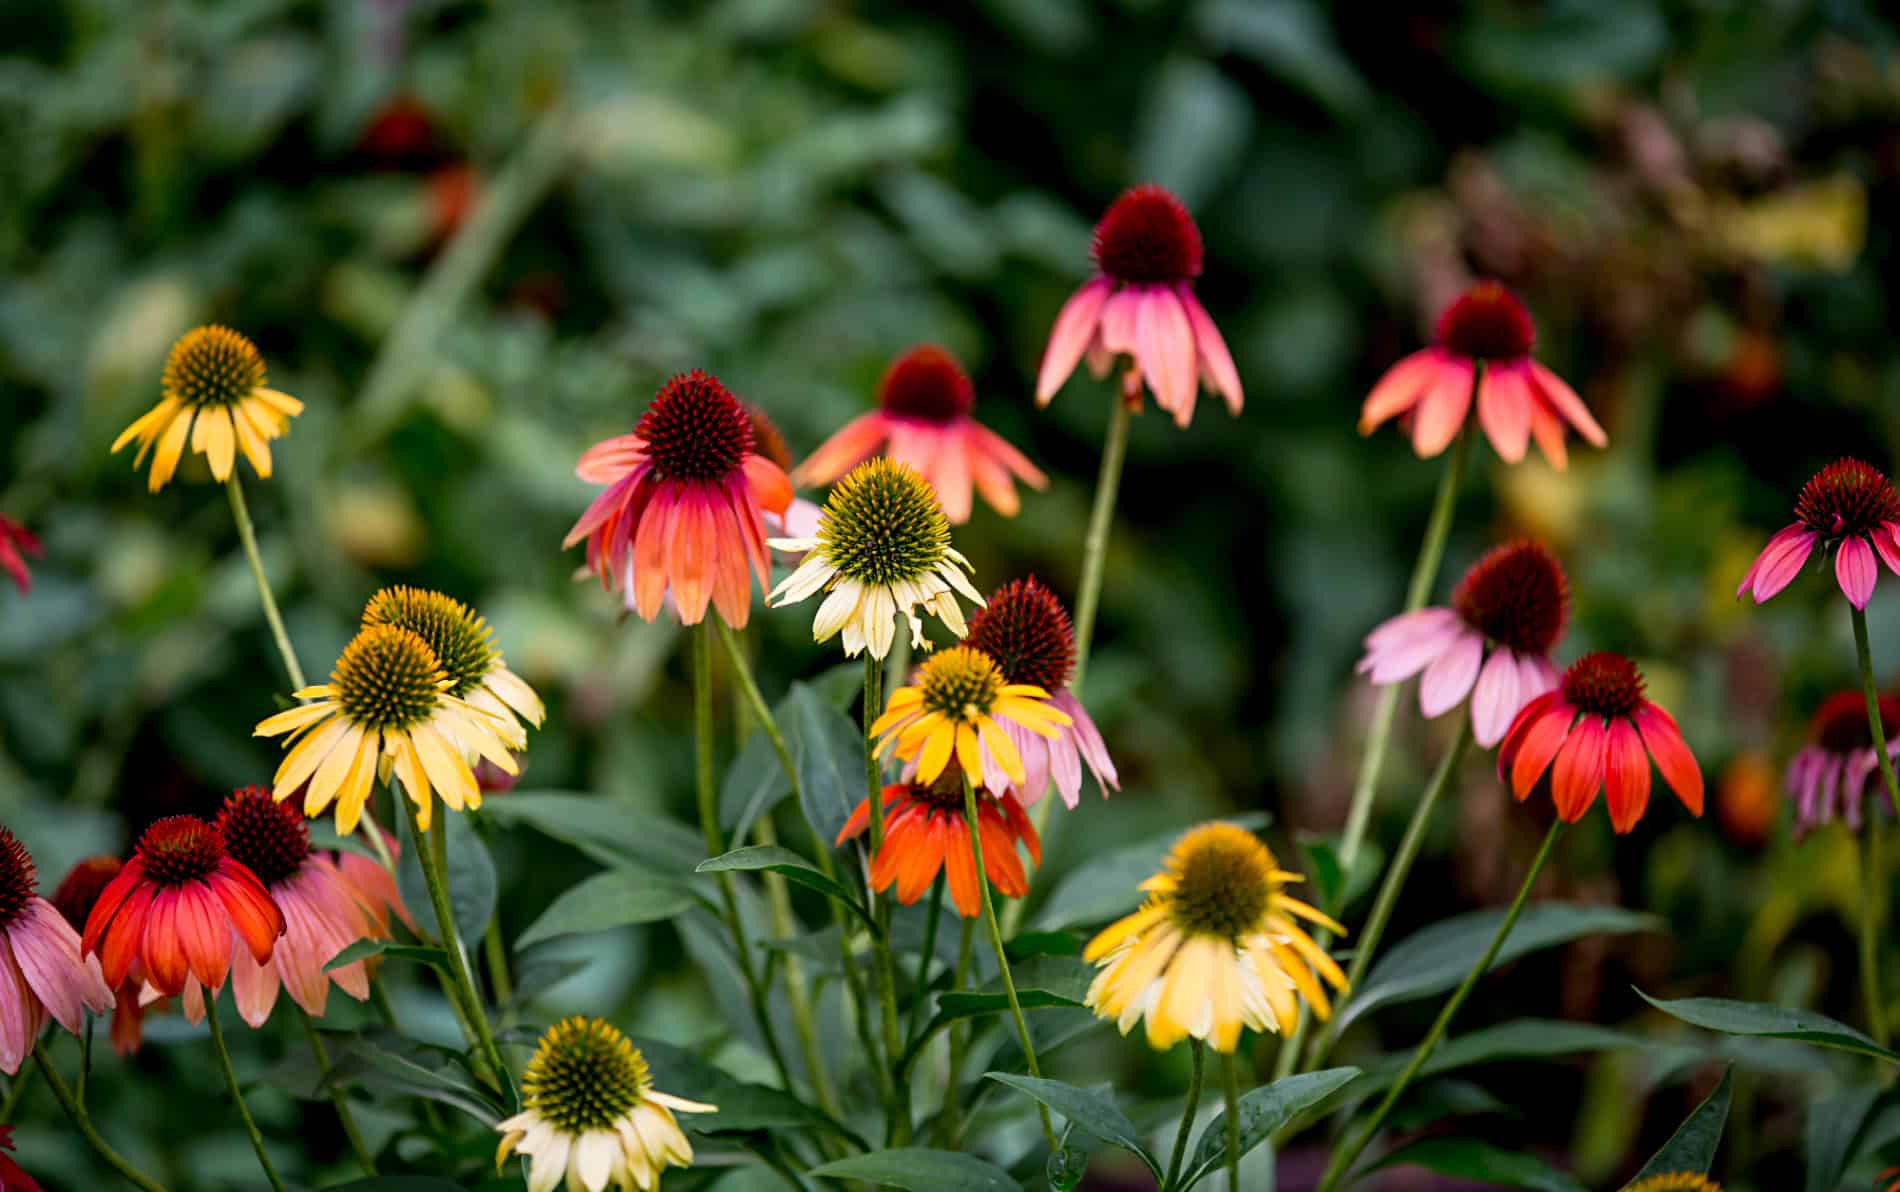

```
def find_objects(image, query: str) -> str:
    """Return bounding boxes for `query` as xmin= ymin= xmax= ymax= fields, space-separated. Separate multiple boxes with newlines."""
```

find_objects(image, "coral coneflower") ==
xmin=769 ymin=458 xmax=984 ymax=659
xmin=1785 ymin=690 xmax=1900 ymax=839
xmin=0 ymin=829 xmax=113 ymax=1074
xmin=1083 ymin=822 xmax=1346 ymax=1052
xmin=746 ymin=403 xmax=823 ymax=541
xmin=564 ymin=370 xmax=792 ymax=628
xmin=496 ymin=1016 xmax=715 ymax=1192
xmin=1497 ymin=652 xmax=1704 ymax=833
xmin=1037 ymin=185 xmax=1243 ymax=426
xmin=215 ymin=788 xmax=377 ymax=1026
xmin=0 ymin=517 xmax=40 ymax=596
xmin=1622 ymin=1177 xmax=1721 ymax=1192
xmin=50 ymin=856 xmax=147 ymax=1057
xmin=110 ymin=326 xmax=304 ymax=492
xmin=1358 ymin=282 xmax=1606 ymax=468
xmin=80 ymin=817 xmax=283 ymax=1005
xmin=961 ymin=576 xmax=1118 ymax=807
xmin=795 ymin=345 xmax=1047 ymax=524
xmin=329 ymin=828 xmax=416 ymax=936
xmin=837 ymin=769 xmax=1041 ymax=918
xmin=1357 ymin=540 xmax=1568 ymax=747
xmin=361 ymin=585 xmax=545 ymax=750
xmin=871 ymin=645 xmax=1071 ymax=786
xmin=1737 ymin=458 xmax=1900 ymax=609
xmin=254 ymin=624 xmax=519 ymax=833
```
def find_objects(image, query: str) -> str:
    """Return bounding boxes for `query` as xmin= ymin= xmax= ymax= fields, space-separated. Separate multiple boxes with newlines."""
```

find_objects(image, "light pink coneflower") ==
xmin=1738 ymin=458 xmax=1900 ymax=610
xmin=1358 ymin=281 xmax=1606 ymax=468
xmin=1358 ymin=540 xmax=1568 ymax=747
xmin=1036 ymin=184 xmax=1243 ymax=427
xmin=0 ymin=827 xmax=113 ymax=1074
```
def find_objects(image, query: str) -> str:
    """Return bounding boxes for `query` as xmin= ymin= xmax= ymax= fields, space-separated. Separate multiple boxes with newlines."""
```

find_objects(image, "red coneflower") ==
xmin=81 ymin=816 xmax=284 ymax=1003
xmin=1358 ymin=282 xmax=1606 ymax=468
xmin=795 ymin=345 xmax=1047 ymax=524
xmin=1737 ymin=458 xmax=1900 ymax=609
xmin=0 ymin=1124 xmax=41 ymax=1192
xmin=1784 ymin=690 xmax=1900 ymax=839
xmin=50 ymin=856 xmax=148 ymax=1057
xmin=0 ymin=829 xmax=112 ymax=1074
xmin=1497 ymin=652 xmax=1703 ymax=833
xmin=564 ymin=370 xmax=793 ymax=628
xmin=216 ymin=788 xmax=378 ymax=1026
xmin=836 ymin=771 xmax=1040 ymax=918
xmin=0 ymin=517 xmax=39 ymax=595
xmin=1037 ymin=185 xmax=1243 ymax=426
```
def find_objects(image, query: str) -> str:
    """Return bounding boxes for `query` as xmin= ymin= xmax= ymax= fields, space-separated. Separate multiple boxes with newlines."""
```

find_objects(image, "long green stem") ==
xmin=1307 ymin=723 xmax=1473 ymax=1068
xmin=937 ymin=916 xmax=976 ymax=1146
xmin=1852 ymin=605 xmax=1894 ymax=1045
xmin=909 ymin=876 xmax=945 ymax=1044
xmin=206 ymin=998 xmax=287 ymax=1192
xmin=962 ymin=774 xmax=1057 ymax=1151
xmin=694 ymin=623 xmax=796 ymax=1090
xmin=226 ymin=475 xmax=307 ymax=691
xmin=1278 ymin=419 xmax=1474 ymax=1082
xmin=482 ymin=916 xmax=514 ymax=1006
xmin=33 ymin=1044 xmax=170 ymax=1192
xmin=1161 ymin=1041 xmax=1206 ymax=1192
xmin=755 ymin=817 xmax=844 ymax=1124
xmin=1223 ymin=1052 xmax=1242 ymax=1192
xmin=862 ymin=653 xmax=907 ymax=1133
xmin=1318 ymin=820 xmax=1563 ymax=1191
xmin=298 ymin=1008 xmax=377 ymax=1173
xmin=404 ymin=795 xmax=507 ymax=1090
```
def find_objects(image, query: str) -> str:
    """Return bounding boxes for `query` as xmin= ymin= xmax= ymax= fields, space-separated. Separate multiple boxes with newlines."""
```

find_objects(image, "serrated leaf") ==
xmin=1637 ymin=989 xmax=1900 ymax=1063
xmin=811 ymin=1148 xmax=1016 ymax=1191
xmin=1181 ymin=1068 xmax=1360 ymax=1189
xmin=1033 ymin=814 xmax=1270 ymax=930
xmin=696 ymin=845 xmax=872 ymax=929
xmin=515 ymin=869 xmax=698 ymax=950
xmin=984 ymin=1073 xmax=1159 ymax=1179
xmin=322 ymin=937 xmax=448 ymax=973
xmin=1630 ymin=1067 xmax=1731 ymax=1180
xmin=1367 ymin=1137 xmax=1585 ymax=1192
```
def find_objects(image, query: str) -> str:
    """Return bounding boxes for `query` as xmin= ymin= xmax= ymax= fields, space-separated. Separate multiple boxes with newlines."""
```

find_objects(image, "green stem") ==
xmin=1223 ymin=1051 xmax=1242 ymax=1192
xmin=695 ymin=623 xmax=797 ymax=1090
xmin=226 ymin=475 xmax=307 ymax=691
xmin=482 ymin=916 xmax=514 ymax=1006
xmin=755 ymin=817 xmax=845 ymax=1125
xmin=206 ymin=997 xmax=287 ymax=1192
xmin=1317 ymin=819 xmax=1563 ymax=1192
xmin=298 ymin=1008 xmax=378 ymax=1174
xmin=862 ymin=654 xmax=907 ymax=1134
xmin=369 ymin=974 xmax=402 ymax=1030
xmin=1278 ymin=419 xmax=1474 ymax=1082
xmin=1161 ymin=1041 xmax=1206 ymax=1192
xmin=909 ymin=876 xmax=945 ymax=1044
xmin=32 ymin=1044 xmax=170 ymax=1192
xmin=0 ymin=1063 xmax=30 ymax=1123
xmin=404 ymin=794 xmax=507 ymax=1091
xmin=1852 ymin=605 xmax=1894 ymax=1046
xmin=1307 ymin=723 xmax=1473 ymax=1069
xmin=962 ymin=774 xmax=1057 ymax=1151
xmin=1071 ymin=394 xmax=1131 ymax=694
xmin=360 ymin=811 xmax=398 ymax=877
xmin=937 ymin=916 xmax=976 ymax=1147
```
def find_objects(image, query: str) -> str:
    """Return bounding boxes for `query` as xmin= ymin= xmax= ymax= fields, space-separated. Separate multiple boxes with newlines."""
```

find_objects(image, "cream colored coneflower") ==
xmin=360 ymin=585 xmax=545 ymax=750
xmin=110 ymin=325 xmax=304 ymax=492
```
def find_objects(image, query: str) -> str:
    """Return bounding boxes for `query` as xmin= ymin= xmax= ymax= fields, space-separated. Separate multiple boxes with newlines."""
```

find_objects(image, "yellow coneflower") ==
xmin=1623 ymin=1176 xmax=1721 ymax=1192
xmin=870 ymin=644 xmax=1070 ymax=786
xmin=360 ymin=586 xmax=545 ymax=750
xmin=253 ymin=625 xmax=518 ymax=833
xmin=111 ymin=326 xmax=304 ymax=492
xmin=1083 ymin=822 xmax=1347 ymax=1053
xmin=496 ymin=1017 xmax=714 ymax=1192
xmin=767 ymin=457 xmax=983 ymax=659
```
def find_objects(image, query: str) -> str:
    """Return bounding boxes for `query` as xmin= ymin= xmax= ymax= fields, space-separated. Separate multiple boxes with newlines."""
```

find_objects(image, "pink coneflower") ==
xmin=50 ymin=856 xmax=150 ymax=1057
xmin=1358 ymin=281 xmax=1606 ymax=468
xmin=1737 ymin=458 xmax=1900 ymax=609
xmin=1785 ymin=690 xmax=1900 ymax=839
xmin=215 ymin=788 xmax=376 ymax=1026
xmin=0 ymin=517 xmax=40 ymax=595
xmin=1036 ymin=184 xmax=1243 ymax=427
xmin=564 ymin=370 xmax=793 ymax=628
xmin=960 ymin=576 xmax=1117 ymax=808
xmin=1357 ymin=541 xmax=1569 ymax=747
xmin=794 ymin=345 xmax=1047 ymax=524
xmin=0 ymin=828 xmax=113 ymax=1074
xmin=1497 ymin=652 xmax=1704 ymax=833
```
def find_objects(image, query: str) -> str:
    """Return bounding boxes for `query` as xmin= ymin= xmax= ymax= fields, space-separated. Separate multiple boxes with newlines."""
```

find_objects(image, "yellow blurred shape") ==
xmin=1713 ymin=173 xmax=1866 ymax=272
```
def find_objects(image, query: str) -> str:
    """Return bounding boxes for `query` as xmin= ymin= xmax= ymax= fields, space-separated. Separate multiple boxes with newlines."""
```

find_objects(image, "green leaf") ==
xmin=785 ymin=683 xmax=866 ymax=847
xmin=1805 ymin=1086 xmax=1880 ymax=1192
xmin=325 ymin=1034 xmax=504 ymax=1126
xmin=811 ymin=1148 xmax=1017 ymax=1191
xmin=632 ymin=1036 xmax=866 ymax=1148
xmin=1180 ymin=1068 xmax=1360 ymax=1189
xmin=983 ymin=1073 xmax=1160 ymax=1179
xmin=480 ymin=793 xmax=704 ymax=875
xmin=397 ymin=809 xmax=495 ymax=946
xmin=1296 ymin=834 xmax=1383 ymax=914
xmin=1347 ymin=1021 xmax=1674 ymax=1102
xmin=905 ymin=957 xmax=1095 ymax=1073
xmin=1033 ymin=814 xmax=1269 ymax=930
xmin=515 ymin=868 xmax=698 ymax=950
xmin=1630 ymin=1067 xmax=1731 ymax=1180
xmin=324 ymin=1181 xmax=469 ymax=1191
xmin=696 ymin=845 xmax=873 ymax=929
xmin=1366 ymin=1137 xmax=1586 ymax=1192
xmin=1636 ymin=989 xmax=1900 ymax=1063
xmin=720 ymin=723 xmax=787 ymax=841
xmin=1340 ymin=905 xmax=1663 ymax=1030
xmin=322 ymin=937 xmax=449 ymax=973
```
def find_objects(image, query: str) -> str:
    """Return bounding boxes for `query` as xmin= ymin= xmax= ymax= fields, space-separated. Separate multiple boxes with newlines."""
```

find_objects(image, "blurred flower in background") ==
xmin=1783 ymin=690 xmax=1900 ymax=839
xmin=109 ymin=326 xmax=303 ymax=492
xmin=0 ymin=517 xmax=40 ymax=595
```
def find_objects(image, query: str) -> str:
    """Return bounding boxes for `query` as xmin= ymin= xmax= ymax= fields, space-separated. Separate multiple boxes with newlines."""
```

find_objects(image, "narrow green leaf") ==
xmin=325 ymin=1035 xmax=503 ymax=1126
xmin=632 ymin=1036 xmax=866 ymax=1148
xmin=696 ymin=845 xmax=873 ymax=928
xmin=1181 ymin=1068 xmax=1360 ymax=1189
xmin=1805 ymin=1086 xmax=1880 ymax=1192
xmin=480 ymin=793 xmax=704 ymax=874
xmin=720 ymin=723 xmax=788 ymax=841
xmin=1367 ymin=1137 xmax=1586 ymax=1192
xmin=322 ymin=937 xmax=449 ymax=973
xmin=983 ymin=1073 xmax=1160 ymax=1179
xmin=1629 ymin=1067 xmax=1732 ymax=1180
xmin=811 ymin=1148 xmax=1016 ymax=1191
xmin=1034 ymin=813 xmax=1269 ymax=930
xmin=515 ymin=869 xmax=698 ymax=950
xmin=397 ymin=808 xmax=495 ymax=945
xmin=785 ymin=683 xmax=865 ymax=847
xmin=904 ymin=957 xmax=1095 ymax=1073
xmin=1637 ymin=989 xmax=1900 ymax=1063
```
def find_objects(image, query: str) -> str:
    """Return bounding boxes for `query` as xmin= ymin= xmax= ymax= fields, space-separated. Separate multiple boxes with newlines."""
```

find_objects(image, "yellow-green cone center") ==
xmin=332 ymin=625 xmax=445 ymax=731
xmin=164 ymin=325 xmax=267 ymax=408
xmin=524 ymin=1017 xmax=652 ymax=1133
xmin=361 ymin=586 xmax=498 ymax=699
xmin=1166 ymin=825 xmax=1274 ymax=941
xmin=918 ymin=646 xmax=1004 ymax=722
xmin=817 ymin=459 xmax=951 ymax=586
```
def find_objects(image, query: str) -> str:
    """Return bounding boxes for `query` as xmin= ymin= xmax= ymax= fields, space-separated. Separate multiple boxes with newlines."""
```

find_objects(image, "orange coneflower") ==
xmin=870 ymin=645 xmax=1070 ymax=787
xmin=837 ymin=770 xmax=1041 ymax=918
xmin=110 ymin=326 xmax=304 ymax=492
xmin=0 ymin=829 xmax=113 ymax=1074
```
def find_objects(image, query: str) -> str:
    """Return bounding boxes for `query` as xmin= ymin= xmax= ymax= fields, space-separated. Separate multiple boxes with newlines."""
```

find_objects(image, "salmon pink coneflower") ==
xmin=796 ymin=345 xmax=1047 ymax=524
xmin=50 ymin=856 xmax=148 ymax=1057
xmin=0 ymin=828 xmax=113 ymax=1074
xmin=1737 ymin=458 xmax=1900 ymax=609
xmin=80 ymin=817 xmax=284 ymax=1004
xmin=215 ymin=788 xmax=378 ymax=1026
xmin=1037 ymin=185 xmax=1243 ymax=427
xmin=1357 ymin=541 xmax=1569 ymax=747
xmin=1358 ymin=282 xmax=1606 ymax=468
xmin=1497 ymin=652 xmax=1704 ymax=833
xmin=0 ymin=517 xmax=40 ymax=595
xmin=1785 ymin=690 xmax=1900 ymax=839
xmin=837 ymin=770 xmax=1041 ymax=918
xmin=329 ymin=827 xmax=417 ymax=937
xmin=563 ymin=370 xmax=793 ymax=628
xmin=961 ymin=577 xmax=1118 ymax=807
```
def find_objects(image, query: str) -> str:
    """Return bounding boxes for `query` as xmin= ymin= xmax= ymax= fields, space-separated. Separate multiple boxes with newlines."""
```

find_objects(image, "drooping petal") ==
xmin=1602 ymin=718 xmax=1653 ymax=833
xmin=1528 ymin=362 xmax=1607 ymax=447
xmin=1737 ymin=525 xmax=1816 ymax=603
xmin=1408 ymin=355 xmax=1476 ymax=457
xmin=1357 ymin=351 xmax=1438 ymax=434
xmin=1135 ymin=286 xmax=1197 ymax=425
xmin=1632 ymin=701 xmax=1703 ymax=816
xmin=1417 ymin=629 xmax=1483 ymax=718
xmin=1468 ymin=647 xmax=1524 ymax=748
xmin=1179 ymin=286 xmax=1243 ymax=414
xmin=791 ymin=414 xmax=889 ymax=488
xmin=1036 ymin=278 xmax=1113 ymax=403
xmin=1549 ymin=715 xmax=1608 ymax=822
xmin=1837 ymin=535 xmax=1878 ymax=608
xmin=1475 ymin=361 xmax=1534 ymax=463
